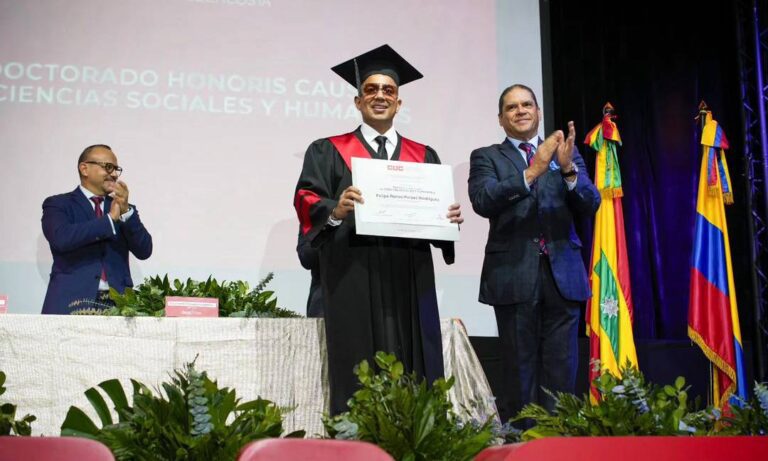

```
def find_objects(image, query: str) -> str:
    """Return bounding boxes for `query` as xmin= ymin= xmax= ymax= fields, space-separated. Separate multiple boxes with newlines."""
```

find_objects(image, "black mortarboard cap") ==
xmin=331 ymin=44 xmax=423 ymax=90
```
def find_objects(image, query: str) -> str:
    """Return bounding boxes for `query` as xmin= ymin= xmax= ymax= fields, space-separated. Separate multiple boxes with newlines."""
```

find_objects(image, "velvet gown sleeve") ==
xmin=293 ymin=139 xmax=344 ymax=245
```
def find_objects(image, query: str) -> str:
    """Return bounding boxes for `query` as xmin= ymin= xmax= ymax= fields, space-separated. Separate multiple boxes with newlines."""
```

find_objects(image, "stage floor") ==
xmin=469 ymin=336 xmax=757 ymax=404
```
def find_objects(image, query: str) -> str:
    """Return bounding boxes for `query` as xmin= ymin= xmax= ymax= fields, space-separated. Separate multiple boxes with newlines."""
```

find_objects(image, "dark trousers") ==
xmin=493 ymin=256 xmax=580 ymax=424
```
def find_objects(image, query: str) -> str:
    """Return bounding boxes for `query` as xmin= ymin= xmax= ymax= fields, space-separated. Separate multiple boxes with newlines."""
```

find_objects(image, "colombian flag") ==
xmin=585 ymin=103 xmax=638 ymax=403
xmin=688 ymin=110 xmax=746 ymax=408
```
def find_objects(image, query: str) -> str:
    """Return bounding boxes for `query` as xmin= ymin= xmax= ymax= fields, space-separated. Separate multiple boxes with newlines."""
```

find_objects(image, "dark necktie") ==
xmin=90 ymin=196 xmax=108 ymax=281
xmin=374 ymin=135 xmax=388 ymax=160
xmin=518 ymin=143 xmax=549 ymax=255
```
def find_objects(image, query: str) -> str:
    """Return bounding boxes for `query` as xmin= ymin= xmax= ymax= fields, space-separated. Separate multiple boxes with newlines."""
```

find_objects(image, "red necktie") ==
xmin=90 ymin=196 xmax=108 ymax=281
xmin=520 ymin=142 xmax=535 ymax=165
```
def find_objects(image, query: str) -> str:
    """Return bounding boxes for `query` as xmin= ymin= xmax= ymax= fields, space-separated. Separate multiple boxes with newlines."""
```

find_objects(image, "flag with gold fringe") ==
xmin=585 ymin=103 xmax=638 ymax=404
xmin=688 ymin=104 xmax=746 ymax=408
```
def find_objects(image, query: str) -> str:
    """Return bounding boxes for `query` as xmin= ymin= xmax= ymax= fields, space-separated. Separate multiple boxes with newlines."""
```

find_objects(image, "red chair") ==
xmin=238 ymin=438 xmax=394 ymax=461
xmin=475 ymin=436 xmax=768 ymax=461
xmin=0 ymin=436 xmax=115 ymax=461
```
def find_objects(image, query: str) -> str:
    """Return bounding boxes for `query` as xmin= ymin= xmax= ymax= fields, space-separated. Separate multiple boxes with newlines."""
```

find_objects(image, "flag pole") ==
xmin=696 ymin=100 xmax=715 ymax=406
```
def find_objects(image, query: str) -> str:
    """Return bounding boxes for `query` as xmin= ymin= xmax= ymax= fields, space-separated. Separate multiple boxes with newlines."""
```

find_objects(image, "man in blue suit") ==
xmin=296 ymin=230 xmax=324 ymax=318
xmin=41 ymin=144 xmax=153 ymax=315
xmin=468 ymin=84 xmax=600 ymax=423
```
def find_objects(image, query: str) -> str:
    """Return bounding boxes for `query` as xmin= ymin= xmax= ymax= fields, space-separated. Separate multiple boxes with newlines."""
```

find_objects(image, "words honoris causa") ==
xmin=0 ymin=61 xmax=412 ymax=121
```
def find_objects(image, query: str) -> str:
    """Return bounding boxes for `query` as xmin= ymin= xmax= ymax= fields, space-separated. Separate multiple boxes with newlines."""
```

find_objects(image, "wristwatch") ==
xmin=560 ymin=163 xmax=578 ymax=178
xmin=327 ymin=212 xmax=343 ymax=227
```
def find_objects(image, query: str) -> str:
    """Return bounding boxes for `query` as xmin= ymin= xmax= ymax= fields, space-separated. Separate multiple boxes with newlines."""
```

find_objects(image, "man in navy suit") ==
xmin=468 ymin=84 xmax=600 ymax=423
xmin=296 ymin=230 xmax=324 ymax=318
xmin=41 ymin=144 xmax=153 ymax=315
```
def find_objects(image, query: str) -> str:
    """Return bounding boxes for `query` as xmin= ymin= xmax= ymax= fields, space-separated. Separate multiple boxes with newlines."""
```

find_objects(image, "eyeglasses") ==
xmin=361 ymin=83 xmax=398 ymax=99
xmin=83 ymin=161 xmax=123 ymax=176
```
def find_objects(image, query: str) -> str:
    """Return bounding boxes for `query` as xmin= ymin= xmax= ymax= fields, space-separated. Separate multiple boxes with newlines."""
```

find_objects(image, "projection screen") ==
xmin=0 ymin=0 xmax=545 ymax=336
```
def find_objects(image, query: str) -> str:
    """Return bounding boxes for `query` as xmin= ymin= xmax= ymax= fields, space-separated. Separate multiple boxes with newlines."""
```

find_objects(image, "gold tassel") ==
xmin=719 ymin=149 xmax=734 ymax=206
xmin=599 ymin=188 xmax=624 ymax=200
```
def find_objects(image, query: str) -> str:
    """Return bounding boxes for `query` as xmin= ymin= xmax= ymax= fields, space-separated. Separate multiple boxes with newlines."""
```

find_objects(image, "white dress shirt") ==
xmin=360 ymin=122 xmax=398 ymax=160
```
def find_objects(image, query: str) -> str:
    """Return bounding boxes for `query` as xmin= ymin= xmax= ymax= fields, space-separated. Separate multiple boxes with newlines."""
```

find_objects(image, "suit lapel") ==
xmin=72 ymin=186 xmax=112 ymax=220
xmin=104 ymin=196 xmax=113 ymax=218
xmin=498 ymin=138 xmax=555 ymax=195
xmin=497 ymin=138 xmax=527 ymax=173
xmin=72 ymin=187 xmax=95 ymax=220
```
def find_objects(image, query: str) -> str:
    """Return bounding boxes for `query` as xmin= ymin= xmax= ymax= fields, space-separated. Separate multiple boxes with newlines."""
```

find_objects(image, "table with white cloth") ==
xmin=0 ymin=315 xmax=498 ymax=436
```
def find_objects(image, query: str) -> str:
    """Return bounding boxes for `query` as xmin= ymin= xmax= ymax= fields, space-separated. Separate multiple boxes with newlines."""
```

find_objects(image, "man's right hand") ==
xmin=524 ymin=131 xmax=562 ymax=184
xmin=332 ymin=186 xmax=364 ymax=220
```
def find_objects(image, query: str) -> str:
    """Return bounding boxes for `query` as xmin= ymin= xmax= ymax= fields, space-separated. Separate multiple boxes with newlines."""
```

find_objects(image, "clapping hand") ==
xmin=109 ymin=181 xmax=130 ymax=220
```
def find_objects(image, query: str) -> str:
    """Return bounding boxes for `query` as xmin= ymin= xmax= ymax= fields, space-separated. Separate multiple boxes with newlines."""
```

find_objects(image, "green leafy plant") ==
xmin=713 ymin=382 xmax=768 ymax=435
xmin=515 ymin=361 xmax=708 ymax=439
xmin=324 ymin=352 xmax=497 ymax=461
xmin=71 ymin=272 xmax=299 ymax=318
xmin=61 ymin=360 xmax=304 ymax=460
xmin=0 ymin=371 xmax=36 ymax=436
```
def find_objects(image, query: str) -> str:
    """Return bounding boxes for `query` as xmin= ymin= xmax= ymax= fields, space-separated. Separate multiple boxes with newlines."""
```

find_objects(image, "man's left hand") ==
xmin=556 ymin=121 xmax=576 ymax=169
xmin=447 ymin=203 xmax=463 ymax=224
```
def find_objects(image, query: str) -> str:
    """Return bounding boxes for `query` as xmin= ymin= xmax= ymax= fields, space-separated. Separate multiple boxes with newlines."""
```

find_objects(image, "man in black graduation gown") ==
xmin=293 ymin=44 xmax=463 ymax=415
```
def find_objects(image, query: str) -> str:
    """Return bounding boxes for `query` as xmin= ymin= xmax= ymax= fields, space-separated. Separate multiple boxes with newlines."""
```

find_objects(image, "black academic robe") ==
xmin=294 ymin=127 xmax=454 ymax=415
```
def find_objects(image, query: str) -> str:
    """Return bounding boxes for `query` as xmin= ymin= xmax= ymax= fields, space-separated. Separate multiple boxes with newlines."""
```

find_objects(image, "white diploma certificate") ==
xmin=351 ymin=157 xmax=460 ymax=241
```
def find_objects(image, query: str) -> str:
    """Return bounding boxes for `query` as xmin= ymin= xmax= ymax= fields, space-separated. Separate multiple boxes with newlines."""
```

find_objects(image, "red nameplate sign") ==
xmin=164 ymin=296 xmax=219 ymax=317
xmin=0 ymin=295 xmax=7 ymax=314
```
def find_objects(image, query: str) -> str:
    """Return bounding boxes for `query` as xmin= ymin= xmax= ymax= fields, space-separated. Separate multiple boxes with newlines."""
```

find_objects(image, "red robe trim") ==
xmin=294 ymin=189 xmax=321 ymax=235
xmin=328 ymin=132 xmax=427 ymax=170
